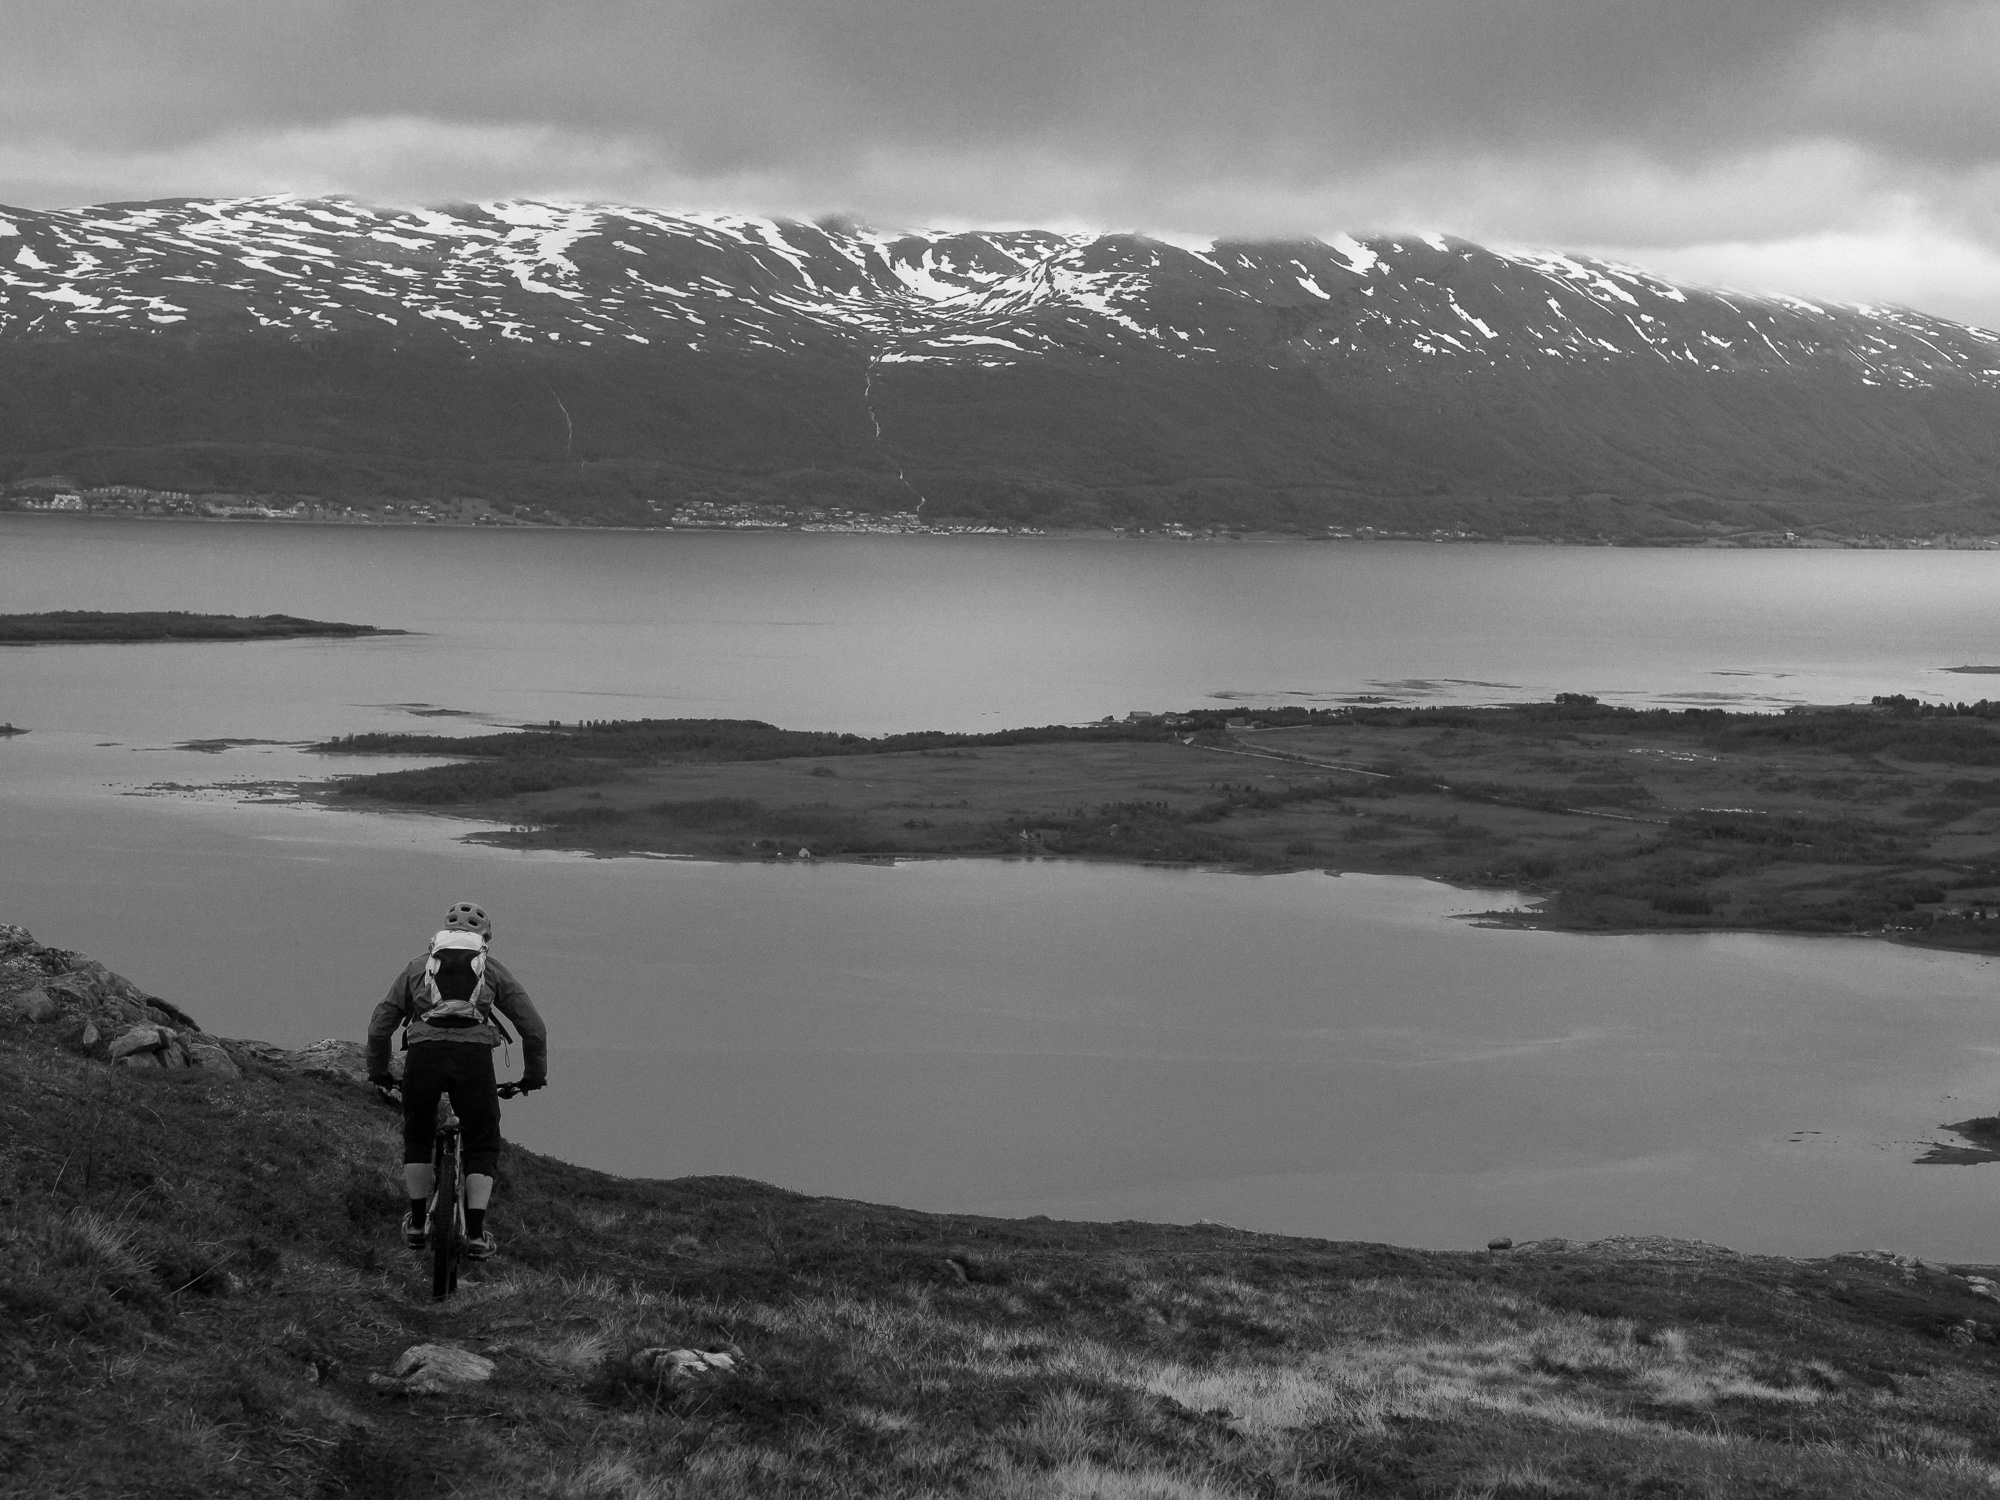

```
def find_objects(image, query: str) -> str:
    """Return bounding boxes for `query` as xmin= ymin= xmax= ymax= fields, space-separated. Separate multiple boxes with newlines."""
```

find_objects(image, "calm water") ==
xmin=7 ymin=514 xmax=2000 ymax=1256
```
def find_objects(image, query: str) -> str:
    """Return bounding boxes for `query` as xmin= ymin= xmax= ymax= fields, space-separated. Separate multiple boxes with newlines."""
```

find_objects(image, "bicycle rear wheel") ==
xmin=429 ymin=1139 xmax=462 ymax=1299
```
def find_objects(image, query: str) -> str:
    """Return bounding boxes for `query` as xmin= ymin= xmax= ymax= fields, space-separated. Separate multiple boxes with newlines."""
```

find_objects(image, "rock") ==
xmin=1949 ymin=1321 xmax=1979 ymax=1346
xmin=0 ymin=924 xmax=38 ymax=956
xmin=185 ymin=1039 xmax=242 ymax=1077
xmin=631 ymin=1347 xmax=737 ymax=1384
xmin=80 ymin=1021 xmax=99 ymax=1050
xmin=367 ymin=1344 xmax=496 ymax=1394
xmin=47 ymin=975 xmax=147 ymax=1026
xmin=239 ymin=1038 xmax=398 ymax=1086
xmin=117 ymin=1052 xmax=162 ymax=1070
xmin=145 ymin=996 xmax=202 ymax=1031
xmin=9 ymin=988 xmax=57 ymax=1023
xmin=1487 ymin=1237 xmax=1514 ymax=1251
xmin=109 ymin=1025 xmax=165 ymax=1059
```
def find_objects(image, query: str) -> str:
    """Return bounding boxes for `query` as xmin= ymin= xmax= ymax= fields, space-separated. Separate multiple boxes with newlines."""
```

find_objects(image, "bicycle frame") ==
xmin=428 ymin=1096 xmax=466 ymax=1300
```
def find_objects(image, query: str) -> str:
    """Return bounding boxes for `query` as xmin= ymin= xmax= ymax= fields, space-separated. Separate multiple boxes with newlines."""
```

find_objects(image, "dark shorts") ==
xmin=401 ymin=1042 xmax=502 ymax=1176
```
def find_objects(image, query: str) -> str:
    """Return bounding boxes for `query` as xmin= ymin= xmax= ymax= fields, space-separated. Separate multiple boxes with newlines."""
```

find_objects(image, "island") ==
xmin=312 ymin=694 xmax=2000 ymax=949
xmin=0 ymin=610 xmax=401 ymax=644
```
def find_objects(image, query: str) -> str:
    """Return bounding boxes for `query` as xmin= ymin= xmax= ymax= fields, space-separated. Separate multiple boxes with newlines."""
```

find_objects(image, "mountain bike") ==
xmin=427 ymin=1094 xmax=468 ymax=1299
xmin=402 ymin=1080 xmax=530 ymax=1300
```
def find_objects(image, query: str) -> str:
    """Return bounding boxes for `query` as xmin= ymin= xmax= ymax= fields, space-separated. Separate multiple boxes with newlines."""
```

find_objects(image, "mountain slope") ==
xmin=12 ymin=919 xmax=2000 ymax=1498
xmin=4 ymin=197 xmax=2000 ymax=537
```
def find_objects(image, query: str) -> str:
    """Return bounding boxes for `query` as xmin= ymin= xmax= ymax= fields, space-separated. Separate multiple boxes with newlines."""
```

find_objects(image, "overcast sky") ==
xmin=5 ymin=0 xmax=1999 ymax=326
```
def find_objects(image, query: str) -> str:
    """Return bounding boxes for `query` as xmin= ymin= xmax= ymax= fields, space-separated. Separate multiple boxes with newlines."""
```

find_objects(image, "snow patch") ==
xmin=1328 ymin=234 xmax=1379 ymax=276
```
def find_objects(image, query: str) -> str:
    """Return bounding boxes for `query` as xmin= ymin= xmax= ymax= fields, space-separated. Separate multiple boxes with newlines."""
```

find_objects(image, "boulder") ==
xmin=367 ymin=1344 xmax=496 ymax=1395
xmin=109 ymin=1025 xmax=166 ymax=1059
xmin=117 ymin=1052 xmax=162 ymax=1070
xmin=631 ymin=1347 xmax=738 ymax=1384
xmin=0 ymin=924 xmax=38 ymax=956
xmin=9 ymin=988 xmax=57 ymax=1023
xmin=185 ymin=1039 xmax=243 ymax=1077
xmin=46 ymin=974 xmax=148 ymax=1027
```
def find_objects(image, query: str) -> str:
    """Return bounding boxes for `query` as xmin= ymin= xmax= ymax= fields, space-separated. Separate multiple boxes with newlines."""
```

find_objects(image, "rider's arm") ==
xmin=485 ymin=960 xmax=548 ymax=1086
xmin=364 ymin=968 xmax=415 ymax=1081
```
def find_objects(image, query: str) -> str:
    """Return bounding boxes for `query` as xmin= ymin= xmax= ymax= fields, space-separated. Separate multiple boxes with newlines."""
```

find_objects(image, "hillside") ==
xmin=4 ymin=197 xmax=2000 ymax=539
xmin=11 ymin=922 xmax=2000 ymax=1497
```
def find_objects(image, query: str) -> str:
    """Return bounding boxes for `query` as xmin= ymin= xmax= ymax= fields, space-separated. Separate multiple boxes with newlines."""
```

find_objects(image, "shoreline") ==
xmin=12 ymin=504 xmax=2000 ymax=550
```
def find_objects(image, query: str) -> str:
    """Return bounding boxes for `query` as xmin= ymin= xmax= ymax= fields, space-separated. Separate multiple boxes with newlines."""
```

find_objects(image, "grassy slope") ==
xmin=0 ymin=611 xmax=390 ymax=644
xmin=11 ymin=959 xmax=2000 ymax=1496
xmin=320 ymin=703 xmax=2000 ymax=948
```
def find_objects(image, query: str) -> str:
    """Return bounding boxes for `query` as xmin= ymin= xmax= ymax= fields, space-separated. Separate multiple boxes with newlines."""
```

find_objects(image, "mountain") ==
xmin=11 ymin=917 xmax=2000 ymax=1498
xmin=4 ymin=196 xmax=2000 ymax=538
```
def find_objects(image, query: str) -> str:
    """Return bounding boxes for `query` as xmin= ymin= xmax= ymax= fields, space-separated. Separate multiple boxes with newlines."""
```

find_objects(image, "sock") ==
xmin=466 ymin=1208 xmax=486 ymax=1238
xmin=410 ymin=1198 xmax=427 ymax=1223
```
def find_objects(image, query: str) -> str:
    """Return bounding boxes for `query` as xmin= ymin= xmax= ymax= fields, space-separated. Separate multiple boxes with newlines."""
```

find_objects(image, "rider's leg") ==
xmin=399 ymin=1044 xmax=447 ymax=1237
xmin=445 ymin=1047 xmax=503 ymax=1246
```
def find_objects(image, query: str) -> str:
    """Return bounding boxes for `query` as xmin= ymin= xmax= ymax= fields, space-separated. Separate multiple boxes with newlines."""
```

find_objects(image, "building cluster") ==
xmin=1108 ymin=711 xmax=1204 ymax=728
xmin=658 ymin=499 xmax=1023 ymax=535
xmin=10 ymin=484 xmax=197 ymax=514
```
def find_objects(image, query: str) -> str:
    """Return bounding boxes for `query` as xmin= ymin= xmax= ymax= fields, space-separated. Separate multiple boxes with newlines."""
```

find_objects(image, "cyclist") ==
xmin=366 ymin=901 xmax=548 ymax=1260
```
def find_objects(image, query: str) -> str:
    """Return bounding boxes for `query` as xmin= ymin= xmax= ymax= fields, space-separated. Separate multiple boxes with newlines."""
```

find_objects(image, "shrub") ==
xmin=1650 ymin=892 xmax=1714 ymax=915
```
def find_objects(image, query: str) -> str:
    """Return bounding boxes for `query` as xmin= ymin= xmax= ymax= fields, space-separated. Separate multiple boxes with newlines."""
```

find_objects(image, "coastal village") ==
xmin=10 ymin=478 xmax=2000 ymax=546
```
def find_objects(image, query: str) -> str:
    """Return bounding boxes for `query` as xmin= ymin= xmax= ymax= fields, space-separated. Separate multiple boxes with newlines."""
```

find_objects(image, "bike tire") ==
xmin=430 ymin=1144 xmax=461 ymax=1299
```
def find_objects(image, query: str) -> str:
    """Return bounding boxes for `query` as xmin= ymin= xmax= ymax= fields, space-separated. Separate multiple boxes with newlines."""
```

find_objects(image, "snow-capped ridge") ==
xmin=0 ymin=196 xmax=1993 ymax=390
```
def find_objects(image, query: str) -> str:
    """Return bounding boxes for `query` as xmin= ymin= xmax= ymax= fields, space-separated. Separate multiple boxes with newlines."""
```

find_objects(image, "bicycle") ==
xmin=381 ymin=1079 xmax=530 ymax=1300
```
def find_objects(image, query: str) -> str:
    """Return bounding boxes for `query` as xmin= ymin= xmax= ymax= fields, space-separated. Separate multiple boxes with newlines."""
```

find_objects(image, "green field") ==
xmin=316 ymin=696 xmax=2000 ymax=948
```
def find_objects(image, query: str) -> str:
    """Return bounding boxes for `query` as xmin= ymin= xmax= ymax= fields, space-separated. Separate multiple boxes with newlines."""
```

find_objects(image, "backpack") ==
xmin=404 ymin=931 xmax=515 ymax=1042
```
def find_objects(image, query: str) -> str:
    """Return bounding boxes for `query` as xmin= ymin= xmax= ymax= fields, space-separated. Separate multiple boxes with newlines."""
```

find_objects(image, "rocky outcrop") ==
xmin=0 ymin=923 xmax=383 ymax=1084
xmin=2 ymin=923 xmax=209 ymax=1044
xmin=229 ymin=1037 xmax=402 ymax=1087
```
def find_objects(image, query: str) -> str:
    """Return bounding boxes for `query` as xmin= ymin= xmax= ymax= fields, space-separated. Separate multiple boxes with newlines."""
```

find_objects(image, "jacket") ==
xmin=365 ymin=953 xmax=548 ymax=1085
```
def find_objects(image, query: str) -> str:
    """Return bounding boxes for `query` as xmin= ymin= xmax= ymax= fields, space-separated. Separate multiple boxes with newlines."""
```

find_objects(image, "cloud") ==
xmin=2 ymin=0 xmax=1998 ymax=325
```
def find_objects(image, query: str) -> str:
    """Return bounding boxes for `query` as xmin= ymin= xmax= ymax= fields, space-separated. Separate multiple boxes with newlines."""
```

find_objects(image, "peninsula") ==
xmin=315 ymin=695 xmax=2000 ymax=948
xmin=0 ymin=609 xmax=400 ymax=644
xmin=9 ymin=918 xmax=2000 ymax=1498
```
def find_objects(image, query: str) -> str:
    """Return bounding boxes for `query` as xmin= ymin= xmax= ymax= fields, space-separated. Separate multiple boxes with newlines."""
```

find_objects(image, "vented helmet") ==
xmin=443 ymin=901 xmax=492 ymax=940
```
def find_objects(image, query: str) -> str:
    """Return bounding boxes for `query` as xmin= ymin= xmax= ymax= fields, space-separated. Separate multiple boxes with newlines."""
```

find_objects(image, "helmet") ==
xmin=442 ymin=901 xmax=492 ymax=940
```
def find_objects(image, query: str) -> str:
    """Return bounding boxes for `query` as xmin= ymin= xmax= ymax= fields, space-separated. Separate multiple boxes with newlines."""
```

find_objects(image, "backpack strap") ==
xmin=402 ymin=966 xmax=517 ymax=1044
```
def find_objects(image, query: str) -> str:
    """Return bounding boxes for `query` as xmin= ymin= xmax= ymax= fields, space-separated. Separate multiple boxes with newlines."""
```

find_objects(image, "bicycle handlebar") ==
xmin=374 ymin=1081 xmax=540 ymax=1101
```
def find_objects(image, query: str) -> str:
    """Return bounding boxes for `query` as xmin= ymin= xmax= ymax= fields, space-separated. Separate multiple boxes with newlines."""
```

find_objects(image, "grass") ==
xmin=313 ymin=698 xmax=2000 ymax=949
xmin=11 ymin=965 xmax=2000 ymax=1497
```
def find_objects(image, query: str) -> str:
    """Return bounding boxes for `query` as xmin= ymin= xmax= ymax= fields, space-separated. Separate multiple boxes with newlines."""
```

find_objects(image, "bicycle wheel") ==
xmin=429 ymin=1133 xmax=462 ymax=1299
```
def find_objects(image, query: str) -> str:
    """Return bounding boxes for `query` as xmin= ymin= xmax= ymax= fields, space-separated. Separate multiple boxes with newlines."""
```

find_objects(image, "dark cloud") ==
xmin=2 ymin=1 xmax=1974 ymax=163
xmin=3 ymin=1 xmax=1998 ymax=323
